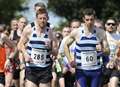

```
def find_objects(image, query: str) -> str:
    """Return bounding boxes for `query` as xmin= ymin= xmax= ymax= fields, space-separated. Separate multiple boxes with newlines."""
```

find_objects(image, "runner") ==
xmin=105 ymin=17 xmax=120 ymax=87
xmin=9 ymin=18 xmax=20 ymax=87
xmin=17 ymin=16 xmax=28 ymax=87
xmin=51 ymin=31 xmax=64 ymax=87
xmin=0 ymin=24 xmax=17 ymax=87
xmin=18 ymin=8 xmax=57 ymax=87
xmin=57 ymin=26 xmax=71 ymax=87
xmin=58 ymin=20 xmax=81 ymax=87
xmin=30 ymin=2 xmax=50 ymax=34
xmin=64 ymin=8 xmax=110 ymax=87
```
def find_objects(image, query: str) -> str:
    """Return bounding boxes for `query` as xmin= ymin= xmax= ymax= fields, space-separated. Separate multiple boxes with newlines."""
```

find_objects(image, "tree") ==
xmin=0 ymin=0 xmax=27 ymax=24
xmin=48 ymin=0 xmax=120 ymax=22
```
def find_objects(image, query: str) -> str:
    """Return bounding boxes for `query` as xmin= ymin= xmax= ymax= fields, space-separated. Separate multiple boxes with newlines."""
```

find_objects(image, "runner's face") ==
xmin=70 ymin=21 xmax=81 ymax=31
xmin=18 ymin=18 xmax=27 ymax=29
xmin=83 ymin=15 xmax=95 ymax=28
xmin=105 ymin=19 xmax=116 ymax=32
xmin=62 ymin=27 xmax=71 ymax=37
xmin=37 ymin=13 xmax=48 ymax=29
xmin=11 ymin=20 xmax=18 ymax=30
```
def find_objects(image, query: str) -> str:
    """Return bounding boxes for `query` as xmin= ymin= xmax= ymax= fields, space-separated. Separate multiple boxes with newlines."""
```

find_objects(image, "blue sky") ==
xmin=21 ymin=0 xmax=64 ymax=27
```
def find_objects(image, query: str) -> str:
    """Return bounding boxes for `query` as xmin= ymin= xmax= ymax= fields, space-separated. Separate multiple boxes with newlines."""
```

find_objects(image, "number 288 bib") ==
xmin=31 ymin=48 xmax=47 ymax=65
xmin=81 ymin=51 xmax=97 ymax=67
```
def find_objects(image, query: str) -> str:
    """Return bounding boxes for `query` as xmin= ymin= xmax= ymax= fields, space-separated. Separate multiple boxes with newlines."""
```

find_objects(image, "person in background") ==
xmin=17 ymin=16 xmax=28 ymax=37
xmin=57 ymin=26 xmax=71 ymax=87
xmin=58 ymin=22 xmax=80 ymax=87
xmin=51 ymin=31 xmax=63 ymax=87
xmin=104 ymin=17 xmax=120 ymax=87
xmin=116 ymin=19 xmax=120 ymax=34
xmin=17 ymin=16 xmax=28 ymax=87
xmin=9 ymin=18 xmax=19 ymax=43
xmin=69 ymin=19 xmax=81 ymax=87
xmin=0 ymin=24 xmax=17 ymax=87
xmin=9 ymin=18 xmax=20 ymax=87
xmin=94 ymin=19 xmax=104 ymax=29
xmin=34 ymin=2 xmax=46 ymax=13
xmin=70 ymin=19 xmax=81 ymax=29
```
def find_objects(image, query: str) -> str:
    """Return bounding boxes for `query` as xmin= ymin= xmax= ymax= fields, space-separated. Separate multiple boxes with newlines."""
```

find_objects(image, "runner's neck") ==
xmin=84 ymin=24 xmax=95 ymax=35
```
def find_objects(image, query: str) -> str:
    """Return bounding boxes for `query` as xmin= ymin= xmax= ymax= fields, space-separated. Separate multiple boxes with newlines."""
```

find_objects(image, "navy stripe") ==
xmin=46 ymin=55 xmax=50 ymax=58
xmin=75 ymin=48 xmax=81 ymax=52
xmin=46 ymin=28 xmax=49 ymax=32
xmin=75 ymin=48 xmax=94 ymax=52
xmin=81 ymin=36 xmax=97 ymax=40
xmin=76 ymin=43 xmax=96 ymax=47
xmin=94 ymin=30 xmax=96 ymax=33
xmin=76 ymin=56 xmax=81 ymax=59
xmin=31 ymin=22 xmax=35 ymax=27
xmin=33 ymin=34 xmax=37 ymax=37
xmin=44 ymin=34 xmax=48 ymax=38
xmin=77 ymin=63 xmax=81 ymax=66
xmin=27 ymin=46 xmax=32 ymax=50
xmin=27 ymin=46 xmax=50 ymax=52
xmin=29 ymin=41 xmax=45 ymax=45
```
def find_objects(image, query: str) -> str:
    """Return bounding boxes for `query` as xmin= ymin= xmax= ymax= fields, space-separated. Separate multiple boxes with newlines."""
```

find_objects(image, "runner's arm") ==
xmin=2 ymin=34 xmax=17 ymax=59
xmin=102 ymin=32 xmax=110 ymax=55
xmin=17 ymin=25 xmax=31 ymax=56
xmin=49 ymin=29 xmax=58 ymax=57
xmin=64 ymin=30 xmax=76 ymax=63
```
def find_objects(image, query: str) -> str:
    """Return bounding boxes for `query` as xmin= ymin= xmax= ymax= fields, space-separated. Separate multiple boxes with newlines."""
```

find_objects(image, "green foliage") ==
xmin=0 ymin=0 xmax=27 ymax=24
xmin=54 ymin=20 xmax=69 ymax=31
xmin=48 ymin=0 xmax=120 ymax=23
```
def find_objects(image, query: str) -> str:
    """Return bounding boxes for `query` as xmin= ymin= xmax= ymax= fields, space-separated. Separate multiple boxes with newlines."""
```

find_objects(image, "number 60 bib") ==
xmin=81 ymin=51 xmax=97 ymax=66
xmin=31 ymin=48 xmax=47 ymax=65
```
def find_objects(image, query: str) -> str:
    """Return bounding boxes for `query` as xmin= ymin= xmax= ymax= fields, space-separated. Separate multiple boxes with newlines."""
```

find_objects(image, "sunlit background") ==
xmin=21 ymin=0 xmax=65 ymax=27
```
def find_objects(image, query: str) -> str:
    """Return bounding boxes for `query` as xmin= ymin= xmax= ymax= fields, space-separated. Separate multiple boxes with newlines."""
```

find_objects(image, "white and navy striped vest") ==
xmin=26 ymin=26 xmax=52 ymax=68
xmin=75 ymin=29 xmax=102 ymax=70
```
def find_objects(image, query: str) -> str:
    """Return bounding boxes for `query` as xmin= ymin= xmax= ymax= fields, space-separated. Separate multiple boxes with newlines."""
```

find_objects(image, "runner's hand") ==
xmin=4 ymin=59 xmax=11 ymax=70
xmin=106 ymin=60 xmax=114 ymax=69
xmin=20 ymin=63 xmax=25 ymax=70
xmin=70 ymin=60 xmax=76 ymax=68
xmin=24 ymin=52 xmax=32 ymax=63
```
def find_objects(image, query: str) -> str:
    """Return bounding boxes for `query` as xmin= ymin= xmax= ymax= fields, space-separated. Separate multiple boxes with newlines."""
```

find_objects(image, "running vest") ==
xmin=26 ymin=25 xmax=52 ymax=68
xmin=31 ymin=22 xmax=50 ymax=28
xmin=75 ymin=28 xmax=102 ymax=70
xmin=106 ymin=31 xmax=120 ymax=59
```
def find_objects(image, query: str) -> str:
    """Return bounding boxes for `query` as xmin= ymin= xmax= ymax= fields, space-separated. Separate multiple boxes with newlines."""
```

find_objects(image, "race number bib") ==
xmin=31 ymin=48 xmax=47 ymax=65
xmin=81 ymin=51 xmax=97 ymax=66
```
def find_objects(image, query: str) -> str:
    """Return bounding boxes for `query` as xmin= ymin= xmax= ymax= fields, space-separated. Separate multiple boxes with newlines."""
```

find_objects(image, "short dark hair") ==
xmin=82 ymin=8 xmax=96 ymax=17
xmin=69 ymin=19 xmax=81 ymax=27
xmin=105 ymin=17 xmax=117 ymax=24
xmin=36 ymin=8 xmax=48 ymax=17
xmin=34 ymin=2 xmax=46 ymax=9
